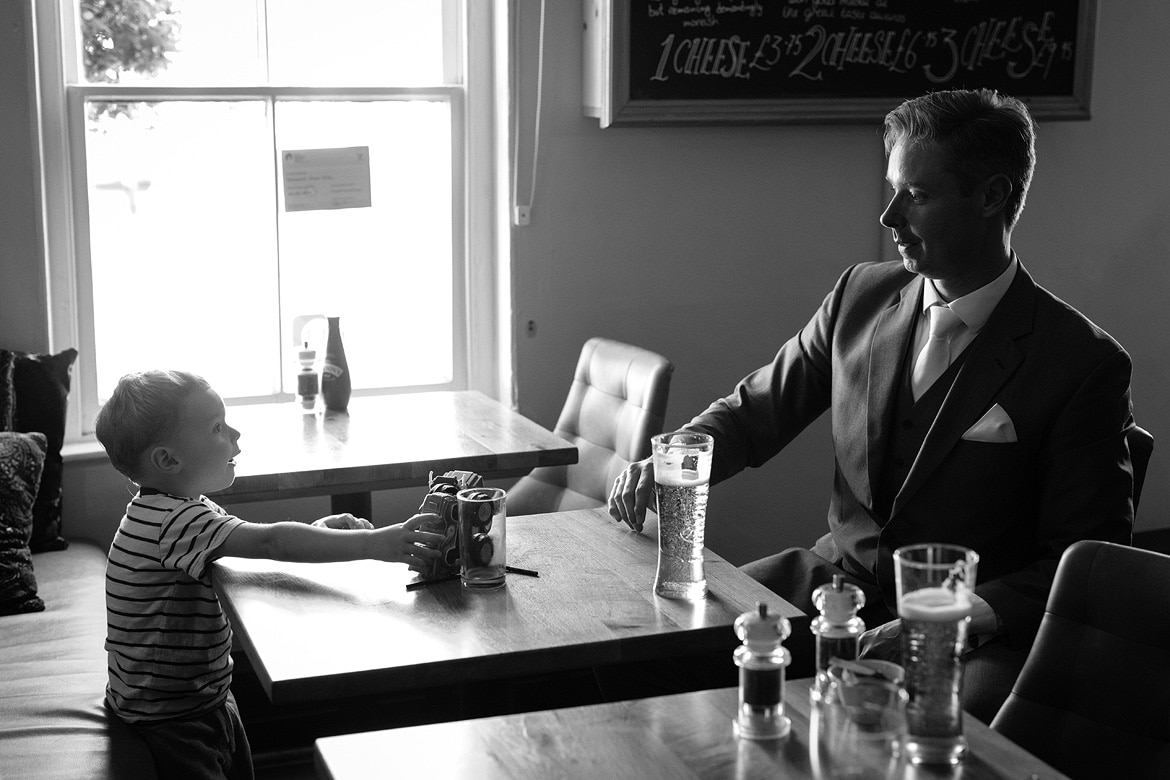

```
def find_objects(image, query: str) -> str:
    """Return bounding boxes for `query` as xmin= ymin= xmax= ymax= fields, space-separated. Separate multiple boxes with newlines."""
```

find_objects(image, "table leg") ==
xmin=331 ymin=492 xmax=373 ymax=521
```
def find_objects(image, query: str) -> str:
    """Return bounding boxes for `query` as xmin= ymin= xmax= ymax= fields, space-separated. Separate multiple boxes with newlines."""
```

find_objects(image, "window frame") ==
xmin=32 ymin=0 xmax=508 ymax=443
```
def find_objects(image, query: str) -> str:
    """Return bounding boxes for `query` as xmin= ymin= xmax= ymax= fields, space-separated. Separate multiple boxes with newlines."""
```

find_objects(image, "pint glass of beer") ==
xmin=651 ymin=432 xmax=713 ymax=600
xmin=894 ymin=543 xmax=979 ymax=765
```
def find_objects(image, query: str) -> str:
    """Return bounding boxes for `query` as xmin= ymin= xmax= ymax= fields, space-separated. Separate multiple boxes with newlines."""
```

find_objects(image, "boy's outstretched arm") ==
xmin=218 ymin=513 xmax=444 ymax=572
xmin=312 ymin=513 xmax=374 ymax=529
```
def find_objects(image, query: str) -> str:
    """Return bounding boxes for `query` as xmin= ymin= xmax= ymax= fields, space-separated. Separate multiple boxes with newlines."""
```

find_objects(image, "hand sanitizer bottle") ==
xmin=733 ymin=602 xmax=791 ymax=740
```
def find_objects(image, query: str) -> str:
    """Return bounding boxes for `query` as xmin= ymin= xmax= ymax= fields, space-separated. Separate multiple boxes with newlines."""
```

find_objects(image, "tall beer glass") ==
xmin=651 ymin=432 xmax=713 ymax=600
xmin=894 ymin=543 xmax=979 ymax=765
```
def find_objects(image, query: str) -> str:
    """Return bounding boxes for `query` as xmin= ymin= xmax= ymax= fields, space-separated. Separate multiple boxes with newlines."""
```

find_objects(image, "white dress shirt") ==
xmin=911 ymin=254 xmax=1019 ymax=368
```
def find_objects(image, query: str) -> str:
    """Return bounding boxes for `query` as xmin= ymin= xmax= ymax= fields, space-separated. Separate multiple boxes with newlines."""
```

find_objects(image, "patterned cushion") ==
xmin=0 ymin=431 xmax=47 ymax=614
xmin=0 ymin=348 xmax=77 ymax=552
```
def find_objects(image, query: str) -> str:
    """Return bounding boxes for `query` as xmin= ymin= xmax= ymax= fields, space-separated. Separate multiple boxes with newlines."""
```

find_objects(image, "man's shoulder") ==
xmin=1028 ymin=276 xmax=1129 ymax=358
xmin=831 ymin=261 xmax=917 ymax=308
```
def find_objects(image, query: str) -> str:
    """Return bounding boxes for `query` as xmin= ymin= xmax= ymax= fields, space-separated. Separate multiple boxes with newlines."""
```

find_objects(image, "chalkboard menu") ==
xmin=584 ymin=0 xmax=1096 ymax=127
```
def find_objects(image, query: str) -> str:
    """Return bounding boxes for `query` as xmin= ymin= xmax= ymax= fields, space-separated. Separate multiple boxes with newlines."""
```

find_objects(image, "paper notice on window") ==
xmin=282 ymin=147 xmax=372 ymax=212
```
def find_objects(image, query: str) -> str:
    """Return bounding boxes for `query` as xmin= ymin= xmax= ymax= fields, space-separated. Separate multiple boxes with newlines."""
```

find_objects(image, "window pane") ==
xmin=275 ymin=100 xmax=454 ymax=390
xmin=85 ymin=101 xmax=279 ymax=399
xmin=80 ymin=0 xmax=263 ymax=85
xmin=266 ymin=0 xmax=445 ymax=85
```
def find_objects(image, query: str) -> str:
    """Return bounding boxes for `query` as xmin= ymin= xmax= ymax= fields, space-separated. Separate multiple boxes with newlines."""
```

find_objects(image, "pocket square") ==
xmin=962 ymin=403 xmax=1017 ymax=443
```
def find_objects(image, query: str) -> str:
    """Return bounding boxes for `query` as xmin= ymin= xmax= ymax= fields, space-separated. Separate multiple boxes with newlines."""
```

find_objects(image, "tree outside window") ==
xmin=81 ymin=0 xmax=179 ymax=120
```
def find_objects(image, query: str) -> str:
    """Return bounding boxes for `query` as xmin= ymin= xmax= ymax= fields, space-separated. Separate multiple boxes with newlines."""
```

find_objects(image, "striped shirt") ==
xmin=105 ymin=489 xmax=245 ymax=723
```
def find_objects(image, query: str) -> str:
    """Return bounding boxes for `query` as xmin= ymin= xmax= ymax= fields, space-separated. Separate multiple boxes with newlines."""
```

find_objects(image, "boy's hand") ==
xmin=313 ymin=513 xmax=374 ymax=530
xmin=383 ymin=513 xmax=445 ymax=573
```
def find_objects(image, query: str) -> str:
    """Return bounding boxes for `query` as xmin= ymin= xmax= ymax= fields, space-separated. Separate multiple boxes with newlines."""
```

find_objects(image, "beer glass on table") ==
xmin=894 ymin=543 xmax=979 ymax=765
xmin=651 ymin=432 xmax=713 ymax=600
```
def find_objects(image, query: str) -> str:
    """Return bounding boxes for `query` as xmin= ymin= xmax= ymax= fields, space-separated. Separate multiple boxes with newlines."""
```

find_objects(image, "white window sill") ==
xmin=62 ymin=439 xmax=109 ymax=463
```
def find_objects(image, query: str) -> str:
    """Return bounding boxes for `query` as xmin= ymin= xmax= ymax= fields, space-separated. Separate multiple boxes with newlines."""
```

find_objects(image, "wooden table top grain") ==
xmin=207 ymin=390 xmax=578 ymax=514
xmin=212 ymin=507 xmax=802 ymax=706
xmin=314 ymin=678 xmax=1070 ymax=780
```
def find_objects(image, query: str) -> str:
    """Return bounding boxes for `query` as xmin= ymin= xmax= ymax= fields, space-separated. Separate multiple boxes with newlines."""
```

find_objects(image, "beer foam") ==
xmin=656 ymin=470 xmax=709 ymax=487
xmin=898 ymin=587 xmax=972 ymax=621
xmin=654 ymin=451 xmax=712 ymax=486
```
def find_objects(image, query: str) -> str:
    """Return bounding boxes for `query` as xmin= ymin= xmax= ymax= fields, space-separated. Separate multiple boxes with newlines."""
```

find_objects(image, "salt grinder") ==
xmin=733 ymin=602 xmax=791 ymax=740
xmin=810 ymin=574 xmax=866 ymax=699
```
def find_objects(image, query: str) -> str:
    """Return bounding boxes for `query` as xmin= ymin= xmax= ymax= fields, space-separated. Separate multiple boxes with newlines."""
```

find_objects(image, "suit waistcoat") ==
xmin=873 ymin=342 xmax=972 ymax=520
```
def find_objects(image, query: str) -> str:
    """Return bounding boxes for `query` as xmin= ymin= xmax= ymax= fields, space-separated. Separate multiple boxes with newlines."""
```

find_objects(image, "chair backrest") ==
xmin=990 ymin=540 xmax=1170 ymax=778
xmin=1129 ymin=424 xmax=1154 ymax=513
xmin=506 ymin=338 xmax=673 ymax=515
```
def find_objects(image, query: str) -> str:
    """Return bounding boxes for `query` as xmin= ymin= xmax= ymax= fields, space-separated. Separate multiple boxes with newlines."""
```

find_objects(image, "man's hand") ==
xmin=608 ymin=457 xmax=656 ymax=532
xmin=859 ymin=619 xmax=903 ymax=663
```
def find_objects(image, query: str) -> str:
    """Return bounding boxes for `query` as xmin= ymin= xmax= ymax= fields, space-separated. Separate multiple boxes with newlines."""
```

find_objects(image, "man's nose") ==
xmin=879 ymin=198 xmax=903 ymax=229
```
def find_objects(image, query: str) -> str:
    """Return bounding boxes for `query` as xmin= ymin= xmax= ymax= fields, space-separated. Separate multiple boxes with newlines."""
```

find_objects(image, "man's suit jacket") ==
xmin=688 ymin=260 xmax=1134 ymax=649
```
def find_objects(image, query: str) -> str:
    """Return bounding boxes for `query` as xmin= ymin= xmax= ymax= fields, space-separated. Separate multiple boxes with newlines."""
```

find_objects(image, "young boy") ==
xmin=94 ymin=370 xmax=442 ymax=779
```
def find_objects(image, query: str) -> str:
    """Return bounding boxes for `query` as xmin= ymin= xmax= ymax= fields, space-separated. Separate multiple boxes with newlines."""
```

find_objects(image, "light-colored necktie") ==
xmin=912 ymin=305 xmax=963 ymax=401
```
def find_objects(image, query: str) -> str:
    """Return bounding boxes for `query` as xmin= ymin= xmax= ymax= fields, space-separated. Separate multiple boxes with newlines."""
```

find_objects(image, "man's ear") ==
xmin=149 ymin=446 xmax=181 ymax=474
xmin=980 ymin=173 xmax=1013 ymax=219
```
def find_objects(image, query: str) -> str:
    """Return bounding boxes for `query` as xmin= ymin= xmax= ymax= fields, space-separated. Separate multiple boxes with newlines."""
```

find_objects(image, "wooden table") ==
xmin=313 ymin=678 xmax=1070 ymax=780
xmin=212 ymin=507 xmax=803 ymax=709
xmin=209 ymin=391 xmax=578 ymax=517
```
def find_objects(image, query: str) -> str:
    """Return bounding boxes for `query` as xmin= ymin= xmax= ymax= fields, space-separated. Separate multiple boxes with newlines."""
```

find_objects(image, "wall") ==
xmin=508 ymin=0 xmax=1170 ymax=565
xmin=3 ymin=2 xmax=1168 ymax=563
xmin=1 ymin=2 xmax=48 ymax=352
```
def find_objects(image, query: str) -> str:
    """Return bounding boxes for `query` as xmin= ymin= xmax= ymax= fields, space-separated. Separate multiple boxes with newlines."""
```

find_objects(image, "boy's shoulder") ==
xmin=119 ymin=491 xmax=234 ymax=533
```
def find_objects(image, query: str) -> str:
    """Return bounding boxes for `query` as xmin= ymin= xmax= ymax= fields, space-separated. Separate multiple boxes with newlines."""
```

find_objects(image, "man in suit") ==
xmin=608 ymin=89 xmax=1135 ymax=719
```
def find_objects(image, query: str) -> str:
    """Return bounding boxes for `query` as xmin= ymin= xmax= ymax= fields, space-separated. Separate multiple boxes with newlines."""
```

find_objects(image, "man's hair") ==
xmin=94 ymin=370 xmax=211 ymax=481
xmin=883 ymin=89 xmax=1036 ymax=230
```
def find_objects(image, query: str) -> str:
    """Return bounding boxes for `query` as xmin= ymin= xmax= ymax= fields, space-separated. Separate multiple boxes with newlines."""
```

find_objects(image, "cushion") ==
xmin=0 ymin=348 xmax=77 ymax=552
xmin=0 ymin=431 xmax=47 ymax=614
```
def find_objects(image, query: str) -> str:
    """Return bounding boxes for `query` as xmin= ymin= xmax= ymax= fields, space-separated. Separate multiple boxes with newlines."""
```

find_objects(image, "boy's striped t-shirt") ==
xmin=105 ymin=490 xmax=245 ymax=723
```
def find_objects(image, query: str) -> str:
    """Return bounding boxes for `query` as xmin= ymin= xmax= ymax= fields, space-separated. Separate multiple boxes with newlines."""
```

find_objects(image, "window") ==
xmin=35 ymin=0 xmax=506 ymax=439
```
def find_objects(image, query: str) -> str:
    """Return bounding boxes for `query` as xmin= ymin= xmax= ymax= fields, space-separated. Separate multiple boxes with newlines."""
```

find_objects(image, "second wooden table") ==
xmin=210 ymin=390 xmax=578 ymax=517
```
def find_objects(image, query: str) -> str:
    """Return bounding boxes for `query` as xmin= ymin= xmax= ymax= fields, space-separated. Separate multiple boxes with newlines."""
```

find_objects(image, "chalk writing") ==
xmin=626 ymin=0 xmax=1085 ymax=105
xmin=646 ymin=12 xmax=1071 ymax=85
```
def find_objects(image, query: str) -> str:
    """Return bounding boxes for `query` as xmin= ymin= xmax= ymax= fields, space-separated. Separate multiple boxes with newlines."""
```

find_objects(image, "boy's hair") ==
xmin=883 ymin=88 xmax=1036 ymax=230
xmin=94 ymin=370 xmax=212 ymax=482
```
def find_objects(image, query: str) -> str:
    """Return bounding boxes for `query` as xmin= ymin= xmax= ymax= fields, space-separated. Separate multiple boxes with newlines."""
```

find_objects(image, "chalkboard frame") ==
xmin=588 ymin=0 xmax=1097 ymax=127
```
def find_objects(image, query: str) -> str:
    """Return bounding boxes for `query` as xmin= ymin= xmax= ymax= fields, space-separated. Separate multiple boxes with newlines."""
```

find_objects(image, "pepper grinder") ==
xmin=810 ymin=574 xmax=866 ymax=700
xmin=733 ymin=601 xmax=791 ymax=740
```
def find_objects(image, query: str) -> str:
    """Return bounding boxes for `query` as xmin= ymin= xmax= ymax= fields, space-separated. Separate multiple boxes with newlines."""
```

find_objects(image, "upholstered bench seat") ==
xmin=0 ymin=541 xmax=156 ymax=780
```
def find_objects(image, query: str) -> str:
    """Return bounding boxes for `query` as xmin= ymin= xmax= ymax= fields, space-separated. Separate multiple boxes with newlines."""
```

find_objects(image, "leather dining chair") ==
xmin=506 ymin=337 xmax=673 ymax=515
xmin=990 ymin=540 xmax=1170 ymax=778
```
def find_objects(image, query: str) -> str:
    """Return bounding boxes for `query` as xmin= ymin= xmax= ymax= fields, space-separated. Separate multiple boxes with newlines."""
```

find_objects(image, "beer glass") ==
xmin=894 ymin=543 xmax=979 ymax=765
xmin=651 ymin=431 xmax=713 ymax=600
xmin=457 ymin=487 xmax=506 ymax=590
